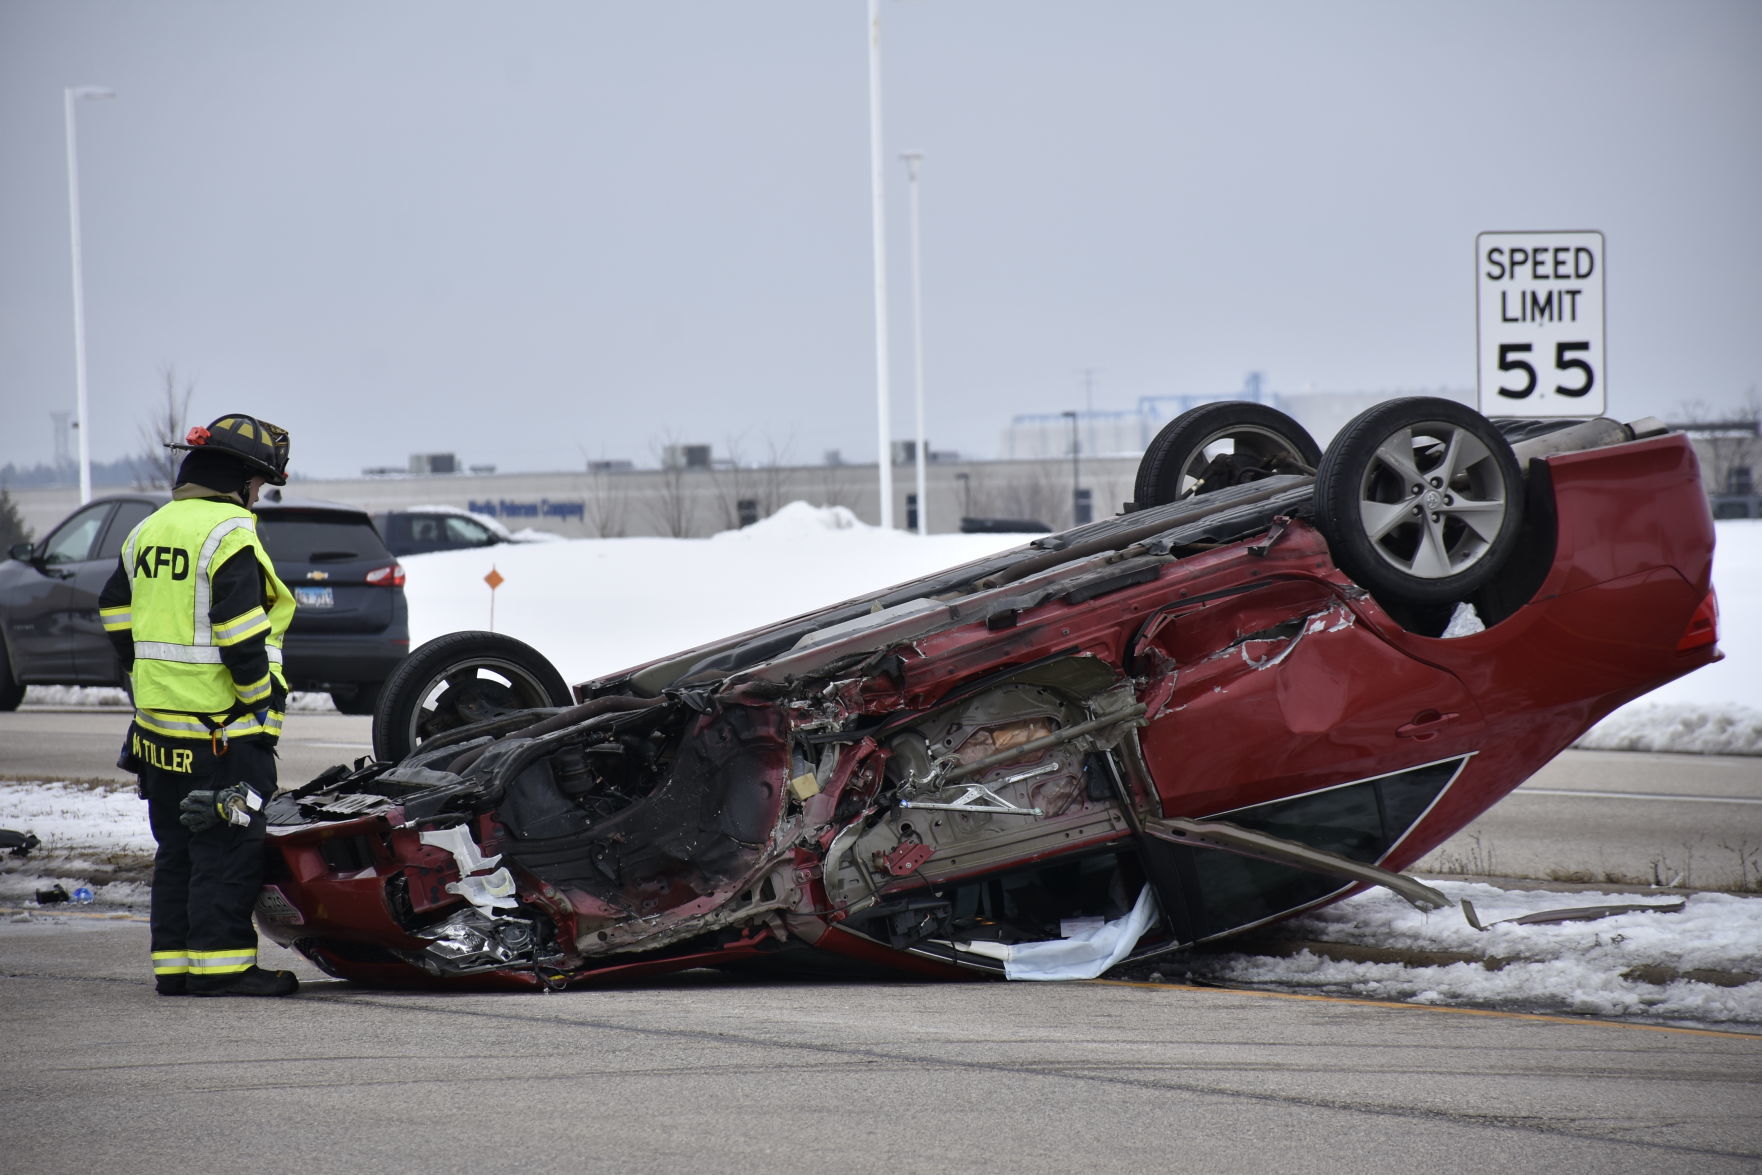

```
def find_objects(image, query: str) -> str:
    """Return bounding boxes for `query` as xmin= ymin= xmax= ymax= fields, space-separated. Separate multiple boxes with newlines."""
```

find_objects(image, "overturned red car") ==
xmin=254 ymin=398 xmax=1720 ymax=990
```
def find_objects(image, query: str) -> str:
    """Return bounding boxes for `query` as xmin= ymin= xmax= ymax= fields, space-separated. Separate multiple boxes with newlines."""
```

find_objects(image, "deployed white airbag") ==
xmin=956 ymin=883 xmax=1159 ymax=981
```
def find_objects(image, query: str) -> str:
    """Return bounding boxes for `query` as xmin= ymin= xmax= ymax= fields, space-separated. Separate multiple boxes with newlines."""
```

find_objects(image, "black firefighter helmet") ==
xmin=165 ymin=414 xmax=291 ymax=486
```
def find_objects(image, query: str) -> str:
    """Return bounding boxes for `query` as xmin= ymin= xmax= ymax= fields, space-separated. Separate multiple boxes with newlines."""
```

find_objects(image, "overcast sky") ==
xmin=2 ymin=1 xmax=1758 ymax=481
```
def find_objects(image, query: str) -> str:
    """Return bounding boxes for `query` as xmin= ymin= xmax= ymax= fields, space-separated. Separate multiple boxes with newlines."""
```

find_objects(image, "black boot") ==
xmin=188 ymin=966 xmax=299 ymax=997
xmin=155 ymin=975 xmax=188 ymax=996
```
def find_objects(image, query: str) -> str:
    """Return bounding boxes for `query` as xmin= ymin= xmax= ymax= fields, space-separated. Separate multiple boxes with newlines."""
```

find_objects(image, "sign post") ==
xmin=484 ymin=565 xmax=504 ymax=632
xmin=1476 ymin=230 xmax=1605 ymax=418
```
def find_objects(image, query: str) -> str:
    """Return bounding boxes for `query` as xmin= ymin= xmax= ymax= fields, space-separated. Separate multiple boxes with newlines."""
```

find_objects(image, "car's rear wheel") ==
xmin=1312 ymin=397 xmax=1525 ymax=606
xmin=1133 ymin=402 xmax=1321 ymax=508
xmin=372 ymin=631 xmax=571 ymax=762
xmin=0 ymin=643 xmax=23 ymax=712
xmin=329 ymin=679 xmax=384 ymax=716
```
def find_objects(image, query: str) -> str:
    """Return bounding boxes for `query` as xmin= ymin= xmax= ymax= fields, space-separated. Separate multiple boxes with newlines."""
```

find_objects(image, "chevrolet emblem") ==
xmin=307 ymin=570 xmax=329 ymax=581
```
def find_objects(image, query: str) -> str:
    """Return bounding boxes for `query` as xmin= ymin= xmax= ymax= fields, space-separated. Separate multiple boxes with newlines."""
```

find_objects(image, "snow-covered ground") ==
xmin=3 ymin=507 xmax=1757 ymax=1028
xmin=1177 ymin=880 xmax=1762 ymax=1031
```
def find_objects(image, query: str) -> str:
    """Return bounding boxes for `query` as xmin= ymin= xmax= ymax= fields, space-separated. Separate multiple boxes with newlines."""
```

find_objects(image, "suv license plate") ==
xmin=294 ymin=586 xmax=335 ymax=609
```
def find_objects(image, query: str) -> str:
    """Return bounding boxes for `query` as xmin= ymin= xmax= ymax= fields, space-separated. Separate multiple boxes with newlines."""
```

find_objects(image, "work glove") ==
xmin=178 ymin=783 xmax=264 ymax=833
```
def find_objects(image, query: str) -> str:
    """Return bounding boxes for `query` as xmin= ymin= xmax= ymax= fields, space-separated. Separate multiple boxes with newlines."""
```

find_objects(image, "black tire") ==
xmin=1313 ymin=397 xmax=1525 ymax=606
xmin=329 ymin=680 xmax=384 ymax=716
xmin=1133 ymin=402 xmax=1321 ymax=508
xmin=371 ymin=631 xmax=571 ymax=762
xmin=0 ymin=642 xmax=23 ymax=712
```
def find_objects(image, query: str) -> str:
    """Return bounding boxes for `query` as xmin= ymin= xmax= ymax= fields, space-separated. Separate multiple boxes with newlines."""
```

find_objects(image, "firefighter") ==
xmin=99 ymin=414 xmax=300 ymax=997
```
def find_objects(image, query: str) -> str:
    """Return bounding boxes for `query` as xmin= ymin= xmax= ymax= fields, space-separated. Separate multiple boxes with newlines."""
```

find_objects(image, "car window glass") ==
xmin=43 ymin=504 xmax=112 ymax=564
xmin=98 ymin=501 xmax=155 ymax=560
xmin=445 ymin=516 xmax=491 ymax=544
xmin=1166 ymin=760 xmax=1460 ymax=941
xmin=256 ymin=513 xmax=393 ymax=563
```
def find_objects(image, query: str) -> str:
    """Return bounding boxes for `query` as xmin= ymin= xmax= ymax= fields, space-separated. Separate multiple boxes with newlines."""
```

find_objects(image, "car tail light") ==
xmin=365 ymin=562 xmax=406 ymax=588
xmin=1676 ymin=588 xmax=1718 ymax=652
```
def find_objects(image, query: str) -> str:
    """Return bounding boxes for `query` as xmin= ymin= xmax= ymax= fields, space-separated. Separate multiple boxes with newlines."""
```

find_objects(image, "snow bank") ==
xmin=1187 ymin=880 xmax=1762 ymax=1029
xmin=711 ymin=500 xmax=867 ymax=538
xmin=1578 ymin=702 xmax=1762 ymax=755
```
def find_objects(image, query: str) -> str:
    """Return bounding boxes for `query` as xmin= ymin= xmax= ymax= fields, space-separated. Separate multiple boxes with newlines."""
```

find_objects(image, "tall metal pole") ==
xmin=1063 ymin=409 xmax=1080 ymax=526
xmin=865 ymin=0 xmax=895 ymax=529
xmin=64 ymin=85 xmax=114 ymax=505
xmin=901 ymin=151 xmax=927 ymax=535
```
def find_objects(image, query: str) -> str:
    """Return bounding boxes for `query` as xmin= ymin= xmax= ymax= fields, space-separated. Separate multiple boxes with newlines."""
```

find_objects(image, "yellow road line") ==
xmin=1092 ymin=979 xmax=1762 ymax=1040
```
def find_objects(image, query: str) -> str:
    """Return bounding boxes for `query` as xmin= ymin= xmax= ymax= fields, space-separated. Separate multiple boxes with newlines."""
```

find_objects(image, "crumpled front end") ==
xmin=256 ymin=646 xmax=1174 ymax=989
xmin=258 ymin=688 xmax=804 ymax=989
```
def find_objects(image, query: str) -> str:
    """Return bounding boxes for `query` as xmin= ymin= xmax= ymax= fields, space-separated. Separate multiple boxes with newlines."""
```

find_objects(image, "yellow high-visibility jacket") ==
xmin=99 ymin=497 xmax=293 ymax=741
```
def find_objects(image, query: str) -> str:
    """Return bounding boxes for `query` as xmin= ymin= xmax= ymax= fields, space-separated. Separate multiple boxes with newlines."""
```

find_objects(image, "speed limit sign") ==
xmin=1476 ymin=230 xmax=1605 ymax=417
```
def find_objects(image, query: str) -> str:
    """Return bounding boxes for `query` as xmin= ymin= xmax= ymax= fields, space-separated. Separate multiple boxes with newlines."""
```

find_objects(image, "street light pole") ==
xmin=65 ymin=84 xmax=114 ymax=505
xmin=901 ymin=150 xmax=927 ymax=535
xmin=865 ymin=0 xmax=895 ymax=529
xmin=1062 ymin=410 xmax=1081 ymax=527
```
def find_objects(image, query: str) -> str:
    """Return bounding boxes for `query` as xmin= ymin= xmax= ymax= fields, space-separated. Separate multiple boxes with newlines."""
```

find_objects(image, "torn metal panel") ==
xmin=1141 ymin=815 xmax=1453 ymax=914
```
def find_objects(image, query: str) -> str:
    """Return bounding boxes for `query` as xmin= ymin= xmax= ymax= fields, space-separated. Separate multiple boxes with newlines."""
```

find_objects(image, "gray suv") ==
xmin=0 ymin=493 xmax=408 ymax=714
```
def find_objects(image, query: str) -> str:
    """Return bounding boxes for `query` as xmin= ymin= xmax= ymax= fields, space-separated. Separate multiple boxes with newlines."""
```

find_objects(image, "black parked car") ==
xmin=0 ymin=494 xmax=155 ymax=709
xmin=258 ymin=496 xmax=412 ymax=713
xmin=0 ymin=493 xmax=408 ymax=714
xmin=372 ymin=507 xmax=515 ymax=558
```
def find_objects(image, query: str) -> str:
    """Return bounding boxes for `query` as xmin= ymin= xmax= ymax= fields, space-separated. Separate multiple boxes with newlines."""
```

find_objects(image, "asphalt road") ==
xmin=4 ymin=705 xmax=1759 ymax=1170
xmin=0 ymin=704 xmax=378 ymax=786
xmin=1414 ymin=749 xmax=1762 ymax=890
xmin=2 ymin=913 xmax=1758 ymax=1173
xmin=3 ymin=704 xmax=1757 ymax=888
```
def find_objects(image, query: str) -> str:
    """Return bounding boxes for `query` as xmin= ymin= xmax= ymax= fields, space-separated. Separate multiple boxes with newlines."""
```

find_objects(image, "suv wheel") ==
xmin=329 ymin=680 xmax=384 ymax=716
xmin=0 ymin=644 xmax=23 ymax=711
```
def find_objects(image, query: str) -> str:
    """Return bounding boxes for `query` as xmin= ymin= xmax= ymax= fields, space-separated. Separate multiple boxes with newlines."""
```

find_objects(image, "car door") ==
xmin=1 ymin=501 xmax=115 ymax=682
xmin=442 ymin=514 xmax=499 ymax=551
xmin=1134 ymin=574 xmax=1485 ymax=816
xmin=1126 ymin=574 xmax=1486 ymax=948
xmin=69 ymin=498 xmax=156 ymax=681
xmin=408 ymin=515 xmax=445 ymax=552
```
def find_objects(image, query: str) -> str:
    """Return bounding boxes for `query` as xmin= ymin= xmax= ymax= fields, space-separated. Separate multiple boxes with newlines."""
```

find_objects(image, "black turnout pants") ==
xmin=139 ymin=736 xmax=277 ymax=966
